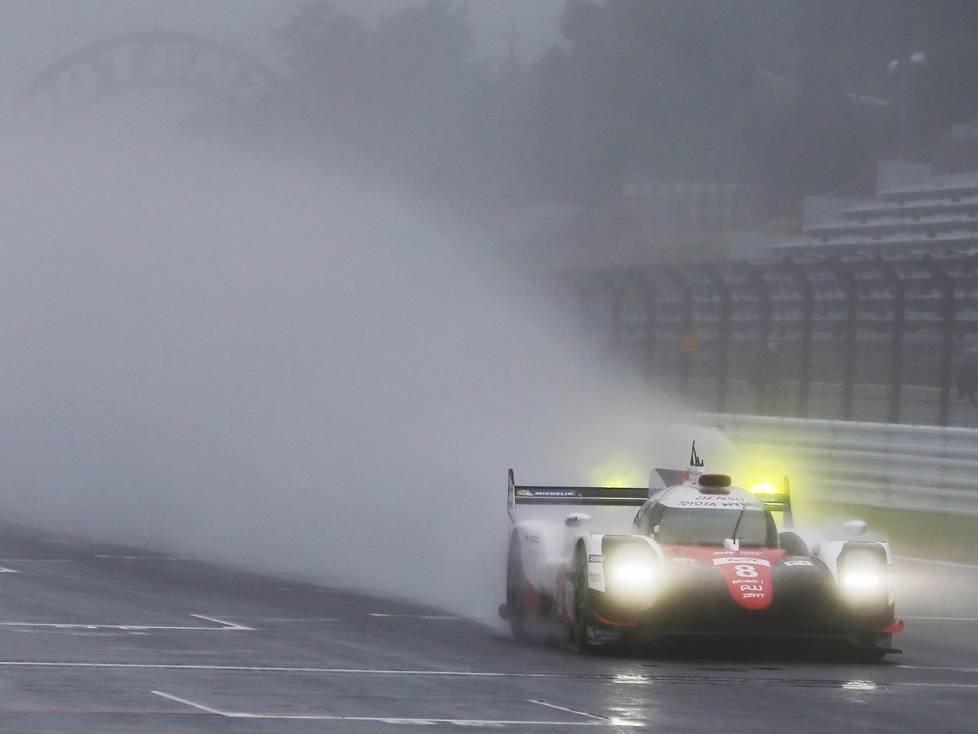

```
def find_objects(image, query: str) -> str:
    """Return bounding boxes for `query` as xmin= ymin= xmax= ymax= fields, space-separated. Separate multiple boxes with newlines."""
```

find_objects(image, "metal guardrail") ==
xmin=699 ymin=412 xmax=978 ymax=516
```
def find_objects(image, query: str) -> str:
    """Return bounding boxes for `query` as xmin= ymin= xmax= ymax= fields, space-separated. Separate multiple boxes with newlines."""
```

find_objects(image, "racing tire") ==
xmin=506 ymin=532 xmax=529 ymax=639
xmin=573 ymin=547 xmax=599 ymax=655
xmin=852 ymin=632 xmax=891 ymax=663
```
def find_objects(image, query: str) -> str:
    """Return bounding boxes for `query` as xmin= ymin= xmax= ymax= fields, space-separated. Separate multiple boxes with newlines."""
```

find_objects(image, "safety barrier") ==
xmin=699 ymin=413 xmax=978 ymax=516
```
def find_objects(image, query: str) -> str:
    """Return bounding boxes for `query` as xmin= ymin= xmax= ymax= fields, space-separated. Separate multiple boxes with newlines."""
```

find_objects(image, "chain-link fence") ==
xmin=565 ymin=253 xmax=978 ymax=427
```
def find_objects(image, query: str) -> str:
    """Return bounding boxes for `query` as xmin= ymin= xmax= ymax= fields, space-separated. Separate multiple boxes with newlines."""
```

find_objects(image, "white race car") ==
xmin=500 ymin=444 xmax=903 ymax=659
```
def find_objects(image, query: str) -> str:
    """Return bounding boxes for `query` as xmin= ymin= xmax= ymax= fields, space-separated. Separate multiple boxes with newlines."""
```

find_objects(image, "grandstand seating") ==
xmin=771 ymin=170 xmax=978 ymax=258
xmin=565 ymin=144 xmax=978 ymax=427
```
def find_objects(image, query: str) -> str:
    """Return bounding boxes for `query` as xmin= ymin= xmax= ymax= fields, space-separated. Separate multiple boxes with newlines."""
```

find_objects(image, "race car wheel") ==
xmin=573 ymin=547 xmax=598 ymax=654
xmin=506 ymin=532 xmax=528 ymax=639
xmin=853 ymin=632 xmax=891 ymax=663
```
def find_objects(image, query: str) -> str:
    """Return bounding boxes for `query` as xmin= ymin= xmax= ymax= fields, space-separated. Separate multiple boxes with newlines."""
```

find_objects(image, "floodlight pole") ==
xmin=888 ymin=52 xmax=927 ymax=159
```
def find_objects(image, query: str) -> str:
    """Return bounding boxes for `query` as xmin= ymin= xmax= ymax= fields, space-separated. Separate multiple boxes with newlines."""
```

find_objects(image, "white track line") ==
xmin=94 ymin=555 xmax=189 ymax=561
xmin=151 ymin=690 xmax=611 ymax=726
xmin=897 ymin=664 xmax=978 ymax=674
xmin=152 ymin=690 xmax=225 ymax=716
xmin=0 ymin=559 xmax=75 ymax=563
xmin=369 ymin=613 xmax=461 ymax=620
xmin=0 ymin=567 xmax=19 ymax=574
xmin=528 ymin=699 xmax=610 ymax=722
xmin=0 ymin=661 xmax=956 ymax=687
xmin=891 ymin=682 xmax=978 ymax=689
xmin=6 ymin=661 xmax=977 ymax=694
xmin=0 ymin=623 xmax=224 ymax=632
xmin=188 ymin=615 xmax=253 ymax=631
xmin=231 ymin=715 xmax=604 ymax=726
xmin=0 ymin=662 xmax=567 ymax=677
xmin=0 ymin=615 xmax=252 ymax=632
xmin=896 ymin=556 xmax=978 ymax=571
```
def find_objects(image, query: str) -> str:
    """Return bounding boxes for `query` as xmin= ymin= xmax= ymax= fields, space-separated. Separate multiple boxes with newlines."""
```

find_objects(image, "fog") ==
xmin=20 ymin=0 xmax=962 ymax=621
xmin=0 ymin=0 xmax=965 ymax=632
xmin=0 ymin=125 xmax=734 ymax=617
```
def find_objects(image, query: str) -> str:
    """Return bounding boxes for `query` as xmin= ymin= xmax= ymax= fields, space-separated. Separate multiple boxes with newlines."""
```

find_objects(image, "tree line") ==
xmin=242 ymin=0 xmax=978 ymax=215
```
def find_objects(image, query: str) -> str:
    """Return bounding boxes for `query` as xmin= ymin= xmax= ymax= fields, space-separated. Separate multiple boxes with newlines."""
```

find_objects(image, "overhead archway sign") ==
xmin=24 ymin=31 xmax=277 ymax=122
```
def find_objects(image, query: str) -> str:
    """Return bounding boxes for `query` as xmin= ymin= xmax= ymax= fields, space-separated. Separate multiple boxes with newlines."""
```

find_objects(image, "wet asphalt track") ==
xmin=0 ymin=523 xmax=975 ymax=733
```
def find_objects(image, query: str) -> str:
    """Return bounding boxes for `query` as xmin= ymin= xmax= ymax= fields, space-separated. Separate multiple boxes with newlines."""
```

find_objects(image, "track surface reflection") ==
xmin=0 ymin=525 xmax=974 ymax=732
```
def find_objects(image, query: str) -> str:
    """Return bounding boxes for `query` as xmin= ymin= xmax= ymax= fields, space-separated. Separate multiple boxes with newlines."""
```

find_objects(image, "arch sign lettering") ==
xmin=24 ymin=31 xmax=277 ymax=122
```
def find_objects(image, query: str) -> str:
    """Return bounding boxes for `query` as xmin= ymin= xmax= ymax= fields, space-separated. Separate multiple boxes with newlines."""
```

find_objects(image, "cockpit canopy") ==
xmin=634 ymin=501 xmax=779 ymax=548
xmin=655 ymin=506 xmax=777 ymax=548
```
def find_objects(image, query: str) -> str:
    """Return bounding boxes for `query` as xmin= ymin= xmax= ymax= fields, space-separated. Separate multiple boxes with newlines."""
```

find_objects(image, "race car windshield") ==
xmin=654 ymin=507 xmax=776 ymax=548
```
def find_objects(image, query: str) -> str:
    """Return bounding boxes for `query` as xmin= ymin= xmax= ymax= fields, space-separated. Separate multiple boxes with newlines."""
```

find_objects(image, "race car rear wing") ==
xmin=507 ymin=468 xmax=646 ymax=523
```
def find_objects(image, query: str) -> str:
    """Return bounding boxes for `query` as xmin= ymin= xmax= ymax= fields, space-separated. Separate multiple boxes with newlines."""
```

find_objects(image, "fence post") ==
xmin=605 ymin=272 xmax=624 ymax=354
xmin=782 ymin=258 xmax=814 ymax=418
xmin=921 ymin=256 xmax=955 ymax=426
xmin=643 ymin=273 xmax=657 ymax=384
xmin=662 ymin=265 xmax=693 ymax=399
xmin=740 ymin=262 xmax=771 ymax=346
xmin=829 ymin=259 xmax=858 ymax=421
xmin=704 ymin=264 xmax=731 ymax=413
xmin=740 ymin=262 xmax=771 ymax=414
xmin=874 ymin=257 xmax=906 ymax=423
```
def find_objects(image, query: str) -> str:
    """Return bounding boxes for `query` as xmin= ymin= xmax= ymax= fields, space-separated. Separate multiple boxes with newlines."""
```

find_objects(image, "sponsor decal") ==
xmin=588 ymin=573 xmax=603 ymax=583
xmin=718 ymin=559 xmax=775 ymax=610
xmin=588 ymin=554 xmax=603 ymax=563
xmin=784 ymin=559 xmax=813 ymax=567
xmin=713 ymin=557 xmax=771 ymax=567
xmin=525 ymin=488 xmax=579 ymax=498
xmin=673 ymin=498 xmax=763 ymax=509
xmin=669 ymin=547 xmax=784 ymax=610
xmin=666 ymin=550 xmax=782 ymax=611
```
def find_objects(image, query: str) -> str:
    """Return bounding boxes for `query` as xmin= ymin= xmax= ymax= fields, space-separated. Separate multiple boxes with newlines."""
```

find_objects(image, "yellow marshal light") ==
xmin=750 ymin=482 xmax=780 ymax=496
xmin=589 ymin=456 xmax=642 ymax=489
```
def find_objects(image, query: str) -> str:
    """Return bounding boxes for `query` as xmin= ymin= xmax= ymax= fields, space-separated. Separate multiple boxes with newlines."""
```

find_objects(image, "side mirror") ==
xmin=843 ymin=519 xmax=868 ymax=536
xmin=565 ymin=512 xmax=593 ymax=528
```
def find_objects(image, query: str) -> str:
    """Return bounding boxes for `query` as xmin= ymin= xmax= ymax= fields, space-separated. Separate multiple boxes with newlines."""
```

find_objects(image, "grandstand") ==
xmin=771 ymin=163 xmax=978 ymax=258
xmin=560 ymin=121 xmax=978 ymax=429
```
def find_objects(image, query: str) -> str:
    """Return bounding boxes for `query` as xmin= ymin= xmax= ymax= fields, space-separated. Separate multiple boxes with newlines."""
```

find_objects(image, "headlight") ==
xmin=610 ymin=563 xmax=656 ymax=586
xmin=838 ymin=548 xmax=888 ymax=607
xmin=841 ymin=571 xmax=882 ymax=590
xmin=605 ymin=544 xmax=658 ymax=603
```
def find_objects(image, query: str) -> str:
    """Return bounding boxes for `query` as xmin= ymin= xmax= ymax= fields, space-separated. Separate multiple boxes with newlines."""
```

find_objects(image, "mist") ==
xmin=0 ymin=126 xmax=733 ymax=617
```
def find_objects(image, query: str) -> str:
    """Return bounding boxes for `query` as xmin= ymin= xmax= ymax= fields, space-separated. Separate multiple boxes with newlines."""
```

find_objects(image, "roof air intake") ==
xmin=697 ymin=473 xmax=732 ymax=494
